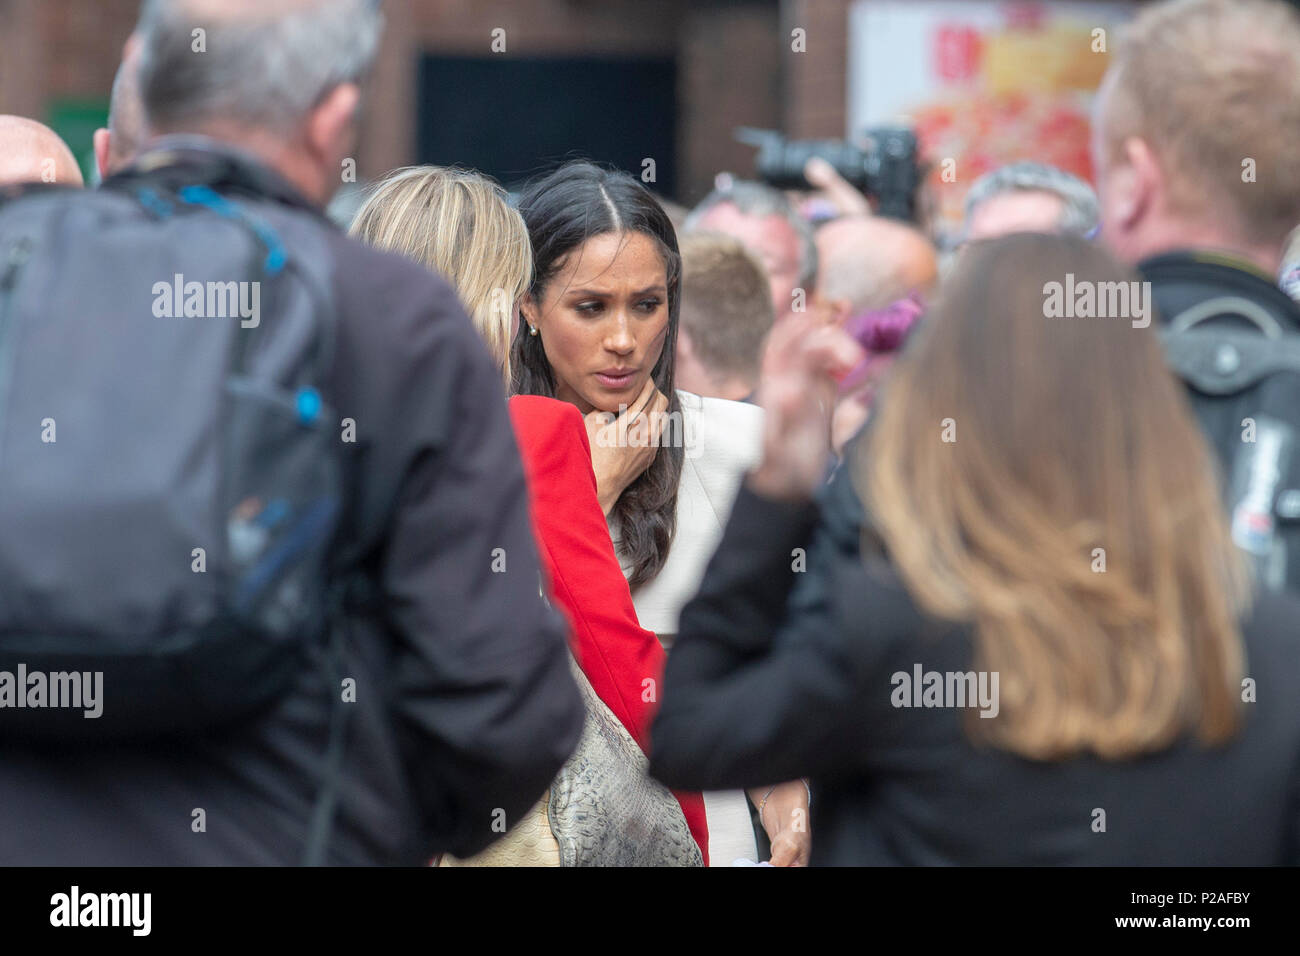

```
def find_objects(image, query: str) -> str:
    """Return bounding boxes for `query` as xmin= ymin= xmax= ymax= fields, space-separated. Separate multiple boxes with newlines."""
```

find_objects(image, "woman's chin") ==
xmin=560 ymin=378 xmax=646 ymax=415
xmin=594 ymin=379 xmax=649 ymax=411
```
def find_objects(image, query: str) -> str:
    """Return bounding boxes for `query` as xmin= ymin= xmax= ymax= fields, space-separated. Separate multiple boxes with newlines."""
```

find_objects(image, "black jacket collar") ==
xmin=1138 ymin=249 xmax=1299 ymax=330
xmin=104 ymin=136 xmax=326 ymax=220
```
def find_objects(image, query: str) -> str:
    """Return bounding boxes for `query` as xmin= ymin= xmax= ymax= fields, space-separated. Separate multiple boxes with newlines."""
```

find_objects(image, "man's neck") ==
xmin=149 ymin=125 xmax=327 ymax=207
xmin=1131 ymin=218 xmax=1282 ymax=277
xmin=703 ymin=374 xmax=756 ymax=403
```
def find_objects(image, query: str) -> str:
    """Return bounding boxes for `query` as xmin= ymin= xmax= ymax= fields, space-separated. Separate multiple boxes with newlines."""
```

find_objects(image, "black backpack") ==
xmin=0 ymin=156 xmax=343 ymax=741
xmin=1161 ymin=296 xmax=1300 ymax=593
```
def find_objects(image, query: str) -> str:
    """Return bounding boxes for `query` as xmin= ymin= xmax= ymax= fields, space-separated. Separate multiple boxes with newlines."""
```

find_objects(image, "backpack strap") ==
xmin=1161 ymin=327 xmax=1300 ymax=396
xmin=105 ymin=141 xmax=328 ymax=219
xmin=302 ymin=601 xmax=350 ymax=866
xmin=299 ymin=572 xmax=380 ymax=866
xmin=1167 ymin=294 xmax=1286 ymax=338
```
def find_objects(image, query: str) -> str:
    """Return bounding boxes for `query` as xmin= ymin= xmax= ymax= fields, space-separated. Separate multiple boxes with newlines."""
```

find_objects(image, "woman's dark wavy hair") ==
xmin=510 ymin=161 xmax=683 ymax=591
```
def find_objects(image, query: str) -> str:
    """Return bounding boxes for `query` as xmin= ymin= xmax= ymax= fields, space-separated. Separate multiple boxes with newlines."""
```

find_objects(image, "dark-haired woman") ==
xmin=650 ymin=234 xmax=1300 ymax=865
xmin=350 ymin=165 xmax=707 ymax=864
xmin=514 ymin=161 xmax=811 ymax=865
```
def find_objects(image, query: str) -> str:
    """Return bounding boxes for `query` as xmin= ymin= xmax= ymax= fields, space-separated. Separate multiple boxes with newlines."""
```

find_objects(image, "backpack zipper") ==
xmin=0 ymin=237 xmax=34 ymax=469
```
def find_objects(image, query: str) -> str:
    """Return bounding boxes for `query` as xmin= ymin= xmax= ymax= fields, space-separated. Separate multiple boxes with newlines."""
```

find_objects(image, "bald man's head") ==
xmin=815 ymin=216 xmax=937 ymax=321
xmin=0 ymin=116 xmax=84 ymax=187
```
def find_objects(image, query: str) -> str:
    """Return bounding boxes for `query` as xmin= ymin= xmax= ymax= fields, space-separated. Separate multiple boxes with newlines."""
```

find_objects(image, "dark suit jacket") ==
xmin=649 ymin=481 xmax=1300 ymax=865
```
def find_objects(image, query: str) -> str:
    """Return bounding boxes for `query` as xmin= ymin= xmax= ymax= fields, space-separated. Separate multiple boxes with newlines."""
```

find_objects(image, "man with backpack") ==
xmin=1091 ymin=0 xmax=1300 ymax=593
xmin=0 ymin=0 xmax=585 ymax=864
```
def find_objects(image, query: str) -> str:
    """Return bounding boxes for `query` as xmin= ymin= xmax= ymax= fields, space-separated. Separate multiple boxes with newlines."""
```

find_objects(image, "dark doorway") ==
xmin=417 ymin=54 xmax=678 ymax=197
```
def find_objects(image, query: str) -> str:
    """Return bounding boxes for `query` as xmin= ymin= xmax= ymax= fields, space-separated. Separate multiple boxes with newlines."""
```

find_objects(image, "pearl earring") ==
xmin=529 ymin=325 xmax=538 ymax=336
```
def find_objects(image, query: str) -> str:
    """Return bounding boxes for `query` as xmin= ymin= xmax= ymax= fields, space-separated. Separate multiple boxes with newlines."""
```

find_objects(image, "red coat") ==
xmin=508 ymin=395 xmax=709 ymax=864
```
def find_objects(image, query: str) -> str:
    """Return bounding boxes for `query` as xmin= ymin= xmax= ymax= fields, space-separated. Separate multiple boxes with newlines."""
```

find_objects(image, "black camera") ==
xmin=736 ymin=126 xmax=922 ymax=222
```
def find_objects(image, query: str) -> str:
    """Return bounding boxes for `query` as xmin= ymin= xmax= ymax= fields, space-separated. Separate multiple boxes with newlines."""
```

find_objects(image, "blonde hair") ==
xmin=349 ymin=166 xmax=531 ymax=386
xmin=858 ymin=234 xmax=1252 ymax=761
xmin=1102 ymin=0 xmax=1300 ymax=246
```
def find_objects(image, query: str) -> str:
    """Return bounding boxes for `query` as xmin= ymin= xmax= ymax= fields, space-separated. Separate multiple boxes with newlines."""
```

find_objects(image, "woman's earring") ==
xmin=529 ymin=325 xmax=539 ymax=336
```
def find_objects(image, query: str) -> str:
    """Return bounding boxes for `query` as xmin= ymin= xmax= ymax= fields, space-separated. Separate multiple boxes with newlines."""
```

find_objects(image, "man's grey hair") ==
xmin=963 ymin=162 xmax=1099 ymax=237
xmin=106 ymin=50 xmax=147 ymax=167
xmin=136 ymin=0 xmax=383 ymax=133
xmin=684 ymin=180 xmax=818 ymax=291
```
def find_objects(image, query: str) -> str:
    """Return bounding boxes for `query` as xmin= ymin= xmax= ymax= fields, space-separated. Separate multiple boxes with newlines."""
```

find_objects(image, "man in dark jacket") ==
xmin=1093 ymin=0 xmax=1300 ymax=590
xmin=0 ymin=0 xmax=584 ymax=865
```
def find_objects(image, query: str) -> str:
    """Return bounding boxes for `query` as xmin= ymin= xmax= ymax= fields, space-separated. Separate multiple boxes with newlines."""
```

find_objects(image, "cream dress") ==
xmin=608 ymin=390 xmax=764 ymax=866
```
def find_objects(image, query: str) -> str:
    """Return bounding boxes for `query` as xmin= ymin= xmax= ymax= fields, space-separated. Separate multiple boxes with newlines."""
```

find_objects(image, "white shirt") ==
xmin=609 ymin=390 xmax=764 ymax=639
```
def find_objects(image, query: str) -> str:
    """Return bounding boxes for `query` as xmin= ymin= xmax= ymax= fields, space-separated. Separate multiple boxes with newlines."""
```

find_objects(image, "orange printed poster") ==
xmin=847 ymin=0 xmax=1135 ymax=241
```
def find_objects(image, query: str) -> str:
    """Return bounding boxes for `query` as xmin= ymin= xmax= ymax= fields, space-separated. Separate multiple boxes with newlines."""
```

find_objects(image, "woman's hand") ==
xmin=751 ymin=780 xmax=812 ymax=867
xmin=585 ymin=379 xmax=670 ymax=517
xmin=748 ymin=313 xmax=864 ymax=502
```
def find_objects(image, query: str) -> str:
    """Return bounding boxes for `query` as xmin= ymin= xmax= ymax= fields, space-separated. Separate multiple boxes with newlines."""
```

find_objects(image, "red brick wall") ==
xmin=678 ymin=1 xmax=783 ymax=203
xmin=783 ymin=0 xmax=850 ymax=139
xmin=0 ymin=0 xmax=138 ymax=121
xmin=0 ymin=0 xmax=851 ymax=202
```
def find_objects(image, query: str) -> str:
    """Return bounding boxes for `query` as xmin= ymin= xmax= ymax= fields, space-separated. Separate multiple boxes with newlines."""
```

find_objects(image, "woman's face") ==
xmin=525 ymin=231 xmax=670 ymax=415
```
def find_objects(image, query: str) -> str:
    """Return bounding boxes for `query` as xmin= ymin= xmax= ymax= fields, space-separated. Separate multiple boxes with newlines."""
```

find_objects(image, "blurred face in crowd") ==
xmin=966 ymin=190 xmax=1066 ymax=241
xmin=692 ymin=201 xmax=802 ymax=318
xmin=523 ymin=231 xmax=671 ymax=415
xmin=814 ymin=215 xmax=938 ymax=326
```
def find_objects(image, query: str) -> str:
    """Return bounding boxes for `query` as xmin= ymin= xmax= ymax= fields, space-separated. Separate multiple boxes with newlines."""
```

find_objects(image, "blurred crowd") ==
xmin=1 ymin=0 xmax=1299 ymax=867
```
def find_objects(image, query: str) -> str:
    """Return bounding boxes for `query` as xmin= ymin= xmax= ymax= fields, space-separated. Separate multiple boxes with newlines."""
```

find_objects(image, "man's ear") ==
xmin=93 ymin=128 xmax=111 ymax=181
xmin=1113 ymin=136 xmax=1160 ymax=230
xmin=305 ymin=82 xmax=361 ymax=169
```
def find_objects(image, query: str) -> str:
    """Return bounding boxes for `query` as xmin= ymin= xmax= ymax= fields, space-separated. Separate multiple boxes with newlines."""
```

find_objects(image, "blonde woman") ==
xmin=350 ymin=167 xmax=522 ymax=385
xmin=349 ymin=166 xmax=708 ymax=863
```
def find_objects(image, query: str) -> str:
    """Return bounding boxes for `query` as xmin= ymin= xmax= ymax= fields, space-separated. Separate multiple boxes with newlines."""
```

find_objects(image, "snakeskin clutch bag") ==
xmin=547 ymin=656 xmax=703 ymax=867
xmin=441 ymin=655 xmax=702 ymax=867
